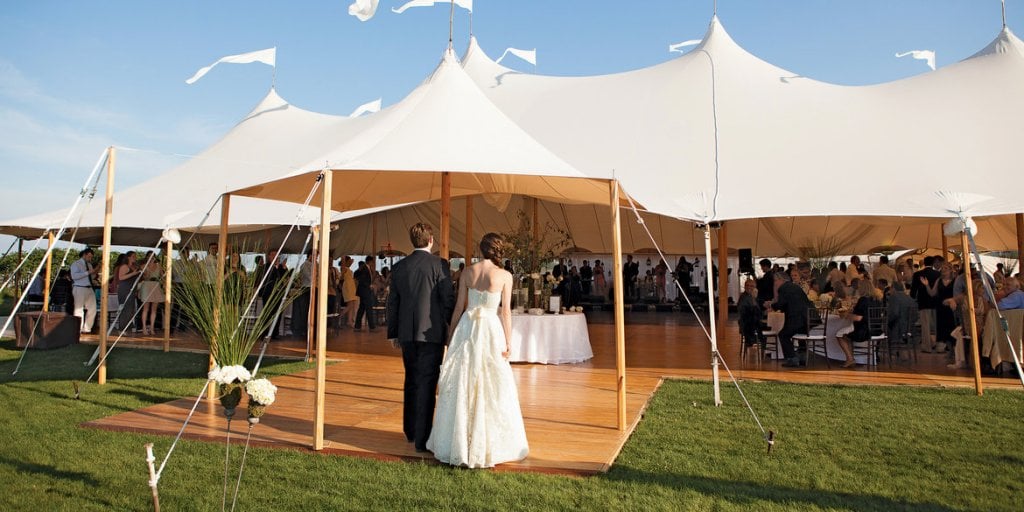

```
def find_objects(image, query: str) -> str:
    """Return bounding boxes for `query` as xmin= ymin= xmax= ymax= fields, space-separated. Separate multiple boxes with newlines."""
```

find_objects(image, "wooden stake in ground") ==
xmin=98 ymin=146 xmax=116 ymax=386
xmin=144 ymin=443 xmax=160 ymax=512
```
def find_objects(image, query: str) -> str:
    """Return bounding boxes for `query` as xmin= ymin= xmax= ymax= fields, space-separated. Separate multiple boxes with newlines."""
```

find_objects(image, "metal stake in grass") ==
xmin=766 ymin=430 xmax=775 ymax=455
xmin=72 ymin=381 xmax=80 ymax=400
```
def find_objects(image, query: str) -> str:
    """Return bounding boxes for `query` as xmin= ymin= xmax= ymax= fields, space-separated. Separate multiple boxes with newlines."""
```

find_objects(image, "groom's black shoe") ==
xmin=415 ymin=446 xmax=430 ymax=453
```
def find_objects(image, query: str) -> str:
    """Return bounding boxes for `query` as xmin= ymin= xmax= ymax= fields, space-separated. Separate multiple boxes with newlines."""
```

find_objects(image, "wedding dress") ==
xmin=427 ymin=288 xmax=529 ymax=468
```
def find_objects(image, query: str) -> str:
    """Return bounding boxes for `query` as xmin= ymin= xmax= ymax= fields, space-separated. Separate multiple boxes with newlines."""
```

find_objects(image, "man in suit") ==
xmin=771 ymin=271 xmax=811 ymax=367
xmin=386 ymin=223 xmax=455 ymax=453
xmin=909 ymin=256 xmax=940 ymax=352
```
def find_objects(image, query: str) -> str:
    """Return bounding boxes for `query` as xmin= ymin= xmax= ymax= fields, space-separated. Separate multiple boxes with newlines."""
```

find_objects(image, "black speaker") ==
xmin=738 ymin=248 xmax=754 ymax=274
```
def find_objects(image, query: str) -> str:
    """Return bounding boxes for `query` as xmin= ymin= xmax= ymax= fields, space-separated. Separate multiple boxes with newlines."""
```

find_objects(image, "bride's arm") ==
xmin=500 ymin=271 xmax=513 ymax=358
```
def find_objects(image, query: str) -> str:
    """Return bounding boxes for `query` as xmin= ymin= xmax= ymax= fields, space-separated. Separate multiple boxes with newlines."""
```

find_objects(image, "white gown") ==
xmin=427 ymin=288 xmax=529 ymax=468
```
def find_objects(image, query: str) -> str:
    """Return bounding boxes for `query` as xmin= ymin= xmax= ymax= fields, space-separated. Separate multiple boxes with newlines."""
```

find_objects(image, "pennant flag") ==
xmin=348 ymin=0 xmax=379 ymax=21
xmin=349 ymin=98 xmax=382 ymax=117
xmin=392 ymin=0 xmax=472 ymax=14
xmin=895 ymin=50 xmax=936 ymax=71
xmin=185 ymin=47 xmax=276 ymax=85
xmin=669 ymin=39 xmax=702 ymax=53
xmin=496 ymin=48 xmax=537 ymax=66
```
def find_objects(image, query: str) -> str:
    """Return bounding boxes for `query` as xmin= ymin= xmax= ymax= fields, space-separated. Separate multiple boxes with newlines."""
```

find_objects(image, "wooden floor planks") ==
xmin=82 ymin=311 xmax=1022 ymax=475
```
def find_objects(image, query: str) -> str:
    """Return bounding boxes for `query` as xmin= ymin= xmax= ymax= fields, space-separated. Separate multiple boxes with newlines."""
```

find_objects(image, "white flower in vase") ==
xmin=209 ymin=364 xmax=252 ymax=385
xmin=245 ymin=378 xmax=278 ymax=406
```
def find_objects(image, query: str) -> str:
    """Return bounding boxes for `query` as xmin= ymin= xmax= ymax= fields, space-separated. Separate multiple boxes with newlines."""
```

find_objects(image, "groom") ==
xmin=386 ymin=223 xmax=455 ymax=452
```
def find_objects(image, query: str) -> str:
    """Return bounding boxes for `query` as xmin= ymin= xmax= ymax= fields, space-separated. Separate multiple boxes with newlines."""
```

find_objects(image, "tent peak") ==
xmin=968 ymin=25 xmax=1024 ymax=60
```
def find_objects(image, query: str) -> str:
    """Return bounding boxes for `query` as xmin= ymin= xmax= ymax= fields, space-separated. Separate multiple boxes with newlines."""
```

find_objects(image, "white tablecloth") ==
xmin=510 ymin=312 xmax=593 ymax=364
xmin=766 ymin=312 xmax=864 ymax=364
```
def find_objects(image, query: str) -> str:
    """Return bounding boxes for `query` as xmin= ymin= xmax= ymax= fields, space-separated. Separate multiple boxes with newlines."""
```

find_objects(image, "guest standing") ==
xmin=354 ymin=258 xmax=378 ymax=331
xmin=138 ymin=252 xmax=165 ymax=336
xmin=114 ymin=252 xmax=142 ymax=333
xmin=70 ymin=248 xmax=99 ymax=333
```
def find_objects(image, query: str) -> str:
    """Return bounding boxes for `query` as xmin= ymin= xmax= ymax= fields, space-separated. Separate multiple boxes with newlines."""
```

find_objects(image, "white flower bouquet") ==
xmin=208 ymin=365 xmax=252 ymax=385
xmin=245 ymin=378 xmax=278 ymax=406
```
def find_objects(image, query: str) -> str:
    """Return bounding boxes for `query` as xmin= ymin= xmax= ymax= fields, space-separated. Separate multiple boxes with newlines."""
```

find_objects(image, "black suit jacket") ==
xmin=772 ymin=281 xmax=811 ymax=332
xmin=386 ymin=250 xmax=455 ymax=344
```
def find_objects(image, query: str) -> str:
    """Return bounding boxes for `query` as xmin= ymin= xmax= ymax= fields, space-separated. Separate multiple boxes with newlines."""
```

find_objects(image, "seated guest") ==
xmin=836 ymin=279 xmax=883 ymax=368
xmin=50 ymin=269 xmax=74 ymax=314
xmin=737 ymin=279 xmax=762 ymax=348
xmin=27 ymin=273 xmax=45 ymax=303
xmin=807 ymin=280 xmax=821 ymax=302
xmin=996 ymin=276 xmax=1024 ymax=310
xmin=886 ymin=281 xmax=918 ymax=346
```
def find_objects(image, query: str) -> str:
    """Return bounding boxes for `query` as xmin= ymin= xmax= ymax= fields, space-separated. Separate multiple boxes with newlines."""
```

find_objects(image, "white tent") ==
xmin=0 ymin=89 xmax=370 ymax=248
xmin=463 ymin=16 xmax=1024 ymax=226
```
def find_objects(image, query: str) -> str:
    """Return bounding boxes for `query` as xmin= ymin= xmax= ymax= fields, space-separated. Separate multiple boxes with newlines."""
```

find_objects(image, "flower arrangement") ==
xmin=501 ymin=209 xmax=571 ymax=309
xmin=245 ymin=378 xmax=278 ymax=406
xmin=208 ymin=365 xmax=252 ymax=385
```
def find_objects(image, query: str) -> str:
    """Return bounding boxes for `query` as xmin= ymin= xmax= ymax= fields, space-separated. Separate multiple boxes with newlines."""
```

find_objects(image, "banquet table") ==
xmin=766 ymin=311 xmax=865 ymax=364
xmin=510 ymin=312 xmax=593 ymax=364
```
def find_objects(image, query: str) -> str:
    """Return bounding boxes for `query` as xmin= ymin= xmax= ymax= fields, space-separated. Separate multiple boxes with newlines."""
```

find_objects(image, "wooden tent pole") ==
xmin=98 ymin=146 xmax=116 ymax=385
xmin=210 ymin=194 xmax=230 ymax=400
xmin=1016 ymin=213 xmax=1024 ymax=276
xmin=465 ymin=196 xmax=474 ymax=263
xmin=163 ymin=239 xmax=173 ymax=352
xmin=941 ymin=226 xmax=948 ymax=260
xmin=717 ymin=223 xmax=729 ymax=335
xmin=371 ymin=214 xmax=378 ymax=257
xmin=440 ymin=172 xmax=451 ymax=259
xmin=313 ymin=170 xmax=333 ymax=451
xmin=42 ymin=231 xmax=54 ymax=312
xmin=609 ymin=181 xmax=627 ymax=430
xmin=961 ymin=229 xmax=984 ymax=396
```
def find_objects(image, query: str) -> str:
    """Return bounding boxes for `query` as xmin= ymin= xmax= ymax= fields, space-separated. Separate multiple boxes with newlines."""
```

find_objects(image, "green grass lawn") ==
xmin=1 ymin=339 xmax=1022 ymax=511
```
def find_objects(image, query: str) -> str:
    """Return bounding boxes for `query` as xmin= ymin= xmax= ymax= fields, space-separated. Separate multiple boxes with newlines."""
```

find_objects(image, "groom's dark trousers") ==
xmin=386 ymin=249 xmax=454 ymax=451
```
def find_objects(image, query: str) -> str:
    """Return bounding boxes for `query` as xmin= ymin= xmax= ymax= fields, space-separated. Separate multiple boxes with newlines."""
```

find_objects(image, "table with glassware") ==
xmin=509 ymin=311 xmax=593 ymax=364
xmin=766 ymin=309 xmax=865 ymax=364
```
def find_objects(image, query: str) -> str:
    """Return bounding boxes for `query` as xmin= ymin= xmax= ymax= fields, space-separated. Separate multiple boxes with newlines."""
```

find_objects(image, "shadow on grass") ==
xmin=0 ymin=456 xmax=100 ymax=486
xmin=604 ymin=465 xmax=957 ymax=511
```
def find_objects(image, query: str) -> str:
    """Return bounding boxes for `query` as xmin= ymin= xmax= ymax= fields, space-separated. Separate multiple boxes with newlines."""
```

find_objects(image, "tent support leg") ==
xmin=703 ymin=224 xmax=722 ymax=406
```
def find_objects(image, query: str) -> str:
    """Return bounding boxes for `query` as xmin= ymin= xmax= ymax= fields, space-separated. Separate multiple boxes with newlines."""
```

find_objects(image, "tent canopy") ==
xmin=463 ymin=17 xmax=1024 ymax=222
xmin=231 ymin=50 xmax=618 ymax=213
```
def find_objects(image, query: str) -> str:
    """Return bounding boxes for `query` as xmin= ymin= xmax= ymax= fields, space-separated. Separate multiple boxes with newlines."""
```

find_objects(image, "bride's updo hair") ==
xmin=479 ymin=232 xmax=504 ymax=267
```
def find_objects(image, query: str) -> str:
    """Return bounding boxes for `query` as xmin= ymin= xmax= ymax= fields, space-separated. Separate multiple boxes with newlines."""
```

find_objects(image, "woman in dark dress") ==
xmin=737 ymin=279 xmax=763 ymax=348
xmin=923 ymin=263 xmax=956 ymax=354
xmin=837 ymin=279 xmax=882 ymax=368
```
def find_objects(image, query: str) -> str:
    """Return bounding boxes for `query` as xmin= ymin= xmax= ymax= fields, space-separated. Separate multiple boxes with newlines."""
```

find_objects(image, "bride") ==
xmin=426 ymin=232 xmax=529 ymax=468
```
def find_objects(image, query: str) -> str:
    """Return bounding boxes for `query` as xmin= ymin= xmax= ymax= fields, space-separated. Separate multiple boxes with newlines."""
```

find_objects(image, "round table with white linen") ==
xmin=766 ymin=311 xmax=865 ymax=364
xmin=510 ymin=312 xmax=593 ymax=364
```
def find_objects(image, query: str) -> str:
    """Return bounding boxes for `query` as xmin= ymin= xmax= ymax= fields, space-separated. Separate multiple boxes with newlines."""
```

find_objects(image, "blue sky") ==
xmin=0 ymin=0 xmax=1017 ymax=240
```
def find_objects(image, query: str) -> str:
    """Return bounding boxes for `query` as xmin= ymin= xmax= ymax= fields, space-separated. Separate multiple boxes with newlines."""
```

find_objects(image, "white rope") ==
xmin=153 ymin=380 xmax=211 ymax=484
xmin=622 ymin=191 xmax=772 ymax=445
xmin=83 ymin=237 xmax=167 ymax=382
xmin=229 ymin=424 xmax=255 ymax=512
xmin=225 ymin=173 xmax=323 ymax=357
xmin=0 ymin=236 xmax=48 ymax=297
xmin=2 ymin=148 xmax=109 ymax=346
xmin=963 ymin=219 xmax=1024 ymax=389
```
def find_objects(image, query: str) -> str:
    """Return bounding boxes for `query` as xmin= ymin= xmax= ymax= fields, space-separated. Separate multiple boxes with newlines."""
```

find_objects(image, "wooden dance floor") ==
xmin=83 ymin=311 xmax=1022 ymax=475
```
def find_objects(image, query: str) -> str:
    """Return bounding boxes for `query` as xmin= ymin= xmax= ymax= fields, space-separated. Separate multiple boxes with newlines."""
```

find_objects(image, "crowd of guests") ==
xmin=738 ymin=254 xmax=1023 ymax=370
xmin=54 ymin=244 xmax=395 ymax=340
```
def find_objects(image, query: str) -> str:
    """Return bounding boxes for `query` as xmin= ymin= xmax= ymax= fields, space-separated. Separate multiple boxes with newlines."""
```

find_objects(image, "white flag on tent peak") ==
xmin=348 ymin=0 xmax=379 ymax=21
xmin=668 ymin=39 xmax=702 ymax=53
xmin=349 ymin=98 xmax=382 ymax=117
xmin=895 ymin=50 xmax=936 ymax=71
xmin=392 ymin=0 xmax=472 ymax=14
xmin=497 ymin=48 xmax=537 ymax=66
xmin=185 ymin=47 xmax=276 ymax=85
